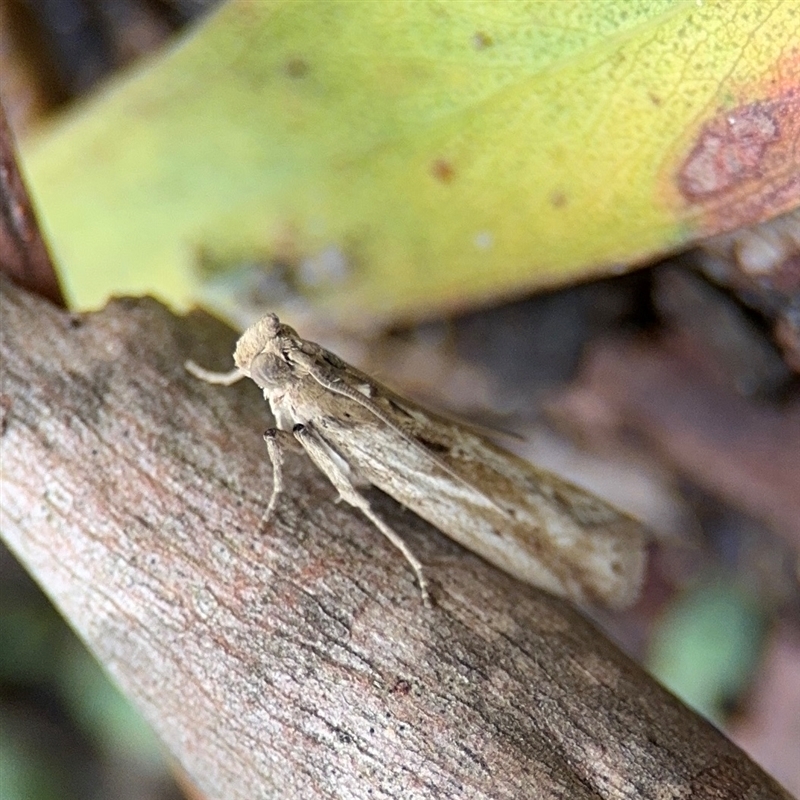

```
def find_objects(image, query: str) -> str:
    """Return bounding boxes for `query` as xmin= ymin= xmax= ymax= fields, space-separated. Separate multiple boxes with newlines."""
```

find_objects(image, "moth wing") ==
xmin=307 ymin=343 xmax=646 ymax=608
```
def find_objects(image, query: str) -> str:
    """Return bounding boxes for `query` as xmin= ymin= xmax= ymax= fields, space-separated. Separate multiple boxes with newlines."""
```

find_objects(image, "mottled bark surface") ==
xmin=0 ymin=277 xmax=791 ymax=800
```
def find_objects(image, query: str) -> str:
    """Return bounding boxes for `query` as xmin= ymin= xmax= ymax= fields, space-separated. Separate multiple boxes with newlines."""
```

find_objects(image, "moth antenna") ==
xmin=185 ymin=361 xmax=245 ymax=386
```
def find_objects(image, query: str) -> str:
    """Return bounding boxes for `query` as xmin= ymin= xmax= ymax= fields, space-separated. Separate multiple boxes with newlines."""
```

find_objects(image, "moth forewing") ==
xmin=189 ymin=313 xmax=646 ymax=608
xmin=311 ymin=396 xmax=645 ymax=609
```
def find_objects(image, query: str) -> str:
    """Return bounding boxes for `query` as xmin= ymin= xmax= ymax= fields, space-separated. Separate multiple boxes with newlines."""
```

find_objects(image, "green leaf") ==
xmin=23 ymin=0 xmax=800 ymax=322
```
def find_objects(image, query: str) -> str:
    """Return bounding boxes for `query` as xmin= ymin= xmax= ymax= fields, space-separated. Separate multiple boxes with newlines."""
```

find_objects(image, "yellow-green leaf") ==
xmin=22 ymin=0 xmax=800 ymax=323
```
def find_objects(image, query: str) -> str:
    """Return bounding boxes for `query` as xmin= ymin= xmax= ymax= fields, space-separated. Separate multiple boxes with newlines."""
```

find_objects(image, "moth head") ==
xmin=232 ymin=313 xmax=300 ymax=388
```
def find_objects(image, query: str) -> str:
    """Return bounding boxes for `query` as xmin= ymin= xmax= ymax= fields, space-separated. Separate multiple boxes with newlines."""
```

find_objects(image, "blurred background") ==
xmin=1 ymin=1 xmax=799 ymax=797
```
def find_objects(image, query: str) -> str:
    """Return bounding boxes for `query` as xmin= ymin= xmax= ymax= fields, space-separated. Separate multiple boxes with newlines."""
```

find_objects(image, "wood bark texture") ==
xmin=0 ymin=277 xmax=792 ymax=800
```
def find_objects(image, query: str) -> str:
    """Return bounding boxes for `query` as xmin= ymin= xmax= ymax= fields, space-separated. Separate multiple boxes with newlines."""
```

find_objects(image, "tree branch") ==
xmin=0 ymin=277 xmax=791 ymax=799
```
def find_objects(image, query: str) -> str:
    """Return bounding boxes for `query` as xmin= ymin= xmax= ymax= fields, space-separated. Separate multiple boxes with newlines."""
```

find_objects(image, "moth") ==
xmin=187 ymin=314 xmax=646 ymax=608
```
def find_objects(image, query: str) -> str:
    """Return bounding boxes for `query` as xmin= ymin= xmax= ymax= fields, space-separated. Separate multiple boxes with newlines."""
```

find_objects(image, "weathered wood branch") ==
xmin=0 ymin=277 xmax=791 ymax=800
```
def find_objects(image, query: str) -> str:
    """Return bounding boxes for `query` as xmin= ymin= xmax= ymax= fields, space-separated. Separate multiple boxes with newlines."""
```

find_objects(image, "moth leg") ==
xmin=292 ymin=422 xmax=431 ymax=607
xmin=262 ymin=428 xmax=291 ymax=523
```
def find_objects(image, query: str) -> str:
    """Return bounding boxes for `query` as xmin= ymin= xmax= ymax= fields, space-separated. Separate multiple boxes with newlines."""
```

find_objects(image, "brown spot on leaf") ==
xmin=284 ymin=57 xmax=309 ymax=79
xmin=671 ymin=70 xmax=800 ymax=234
xmin=472 ymin=31 xmax=493 ymax=50
xmin=550 ymin=190 xmax=567 ymax=208
xmin=678 ymin=102 xmax=782 ymax=199
xmin=430 ymin=158 xmax=456 ymax=183
xmin=649 ymin=92 xmax=662 ymax=107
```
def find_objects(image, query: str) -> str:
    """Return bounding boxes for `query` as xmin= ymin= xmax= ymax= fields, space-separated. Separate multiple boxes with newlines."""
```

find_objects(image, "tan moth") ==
xmin=187 ymin=314 xmax=645 ymax=608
